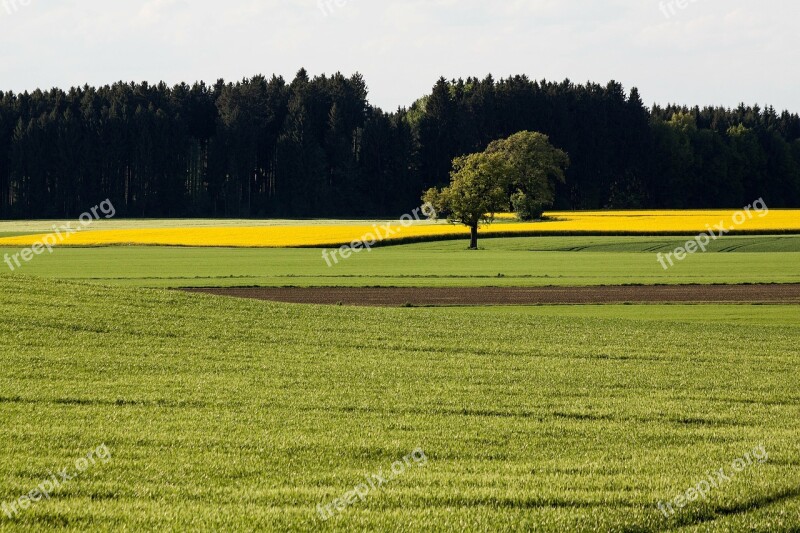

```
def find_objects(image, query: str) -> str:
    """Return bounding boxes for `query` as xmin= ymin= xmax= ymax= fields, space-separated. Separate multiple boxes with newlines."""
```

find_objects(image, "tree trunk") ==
xmin=469 ymin=223 xmax=479 ymax=249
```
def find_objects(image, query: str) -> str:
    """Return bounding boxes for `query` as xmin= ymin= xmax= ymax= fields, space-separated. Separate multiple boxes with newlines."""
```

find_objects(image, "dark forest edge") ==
xmin=0 ymin=69 xmax=799 ymax=219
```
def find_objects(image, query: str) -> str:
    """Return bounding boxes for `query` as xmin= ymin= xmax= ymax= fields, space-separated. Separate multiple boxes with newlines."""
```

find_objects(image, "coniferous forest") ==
xmin=1 ymin=69 xmax=799 ymax=219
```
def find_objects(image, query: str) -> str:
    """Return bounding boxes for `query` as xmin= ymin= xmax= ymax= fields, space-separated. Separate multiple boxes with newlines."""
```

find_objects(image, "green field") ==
xmin=1 ymin=277 xmax=799 ymax=530
xmin=2 ymin=230 xmax=799 ymax=531
xmin=2 ymin=235 xmax=799 ymax=287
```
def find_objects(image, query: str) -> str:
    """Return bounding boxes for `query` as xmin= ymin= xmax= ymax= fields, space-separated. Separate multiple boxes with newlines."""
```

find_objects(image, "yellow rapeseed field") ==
xmin=0 ymin=210 xmax=798 ymax=248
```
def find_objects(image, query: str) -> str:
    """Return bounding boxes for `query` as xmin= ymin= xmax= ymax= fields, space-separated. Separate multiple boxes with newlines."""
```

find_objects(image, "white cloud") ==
xmin=0 ymin=0 xmax=797 ymax=112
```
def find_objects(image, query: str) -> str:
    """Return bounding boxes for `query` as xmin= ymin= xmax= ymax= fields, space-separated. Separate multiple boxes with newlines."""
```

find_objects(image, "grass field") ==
xmin=2 ymin=213 xmax=799 ymax=531
xmin=1 ymin=276 xmax=799 ymax=531
xmin=2 ymin=235 xmax=799 ymax=287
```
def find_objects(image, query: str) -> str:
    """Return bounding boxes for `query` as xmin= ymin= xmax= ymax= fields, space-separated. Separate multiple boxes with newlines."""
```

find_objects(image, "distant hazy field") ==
xmin=1 ymin=236 xmax=798 ymax=287
xmin=1 ymin=277 xmax=798 ymax=530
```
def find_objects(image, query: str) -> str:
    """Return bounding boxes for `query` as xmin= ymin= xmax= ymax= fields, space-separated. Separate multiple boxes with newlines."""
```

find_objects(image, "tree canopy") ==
xmin=423 ymin=131 xmax=569 ymax=248
xmin=423 ymin=151 xmax=510 ymax=249
xmin=0 ymin=73 xmax=798 ymax=219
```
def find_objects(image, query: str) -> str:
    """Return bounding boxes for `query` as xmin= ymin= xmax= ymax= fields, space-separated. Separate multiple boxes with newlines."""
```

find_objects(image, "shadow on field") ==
xmin=668 ymin=486 xmax=800 ymax=530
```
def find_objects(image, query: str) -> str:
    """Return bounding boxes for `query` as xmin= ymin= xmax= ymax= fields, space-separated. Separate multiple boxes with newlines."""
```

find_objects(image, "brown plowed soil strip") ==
xmin=183 ymin=284 xmax=800 ymax=306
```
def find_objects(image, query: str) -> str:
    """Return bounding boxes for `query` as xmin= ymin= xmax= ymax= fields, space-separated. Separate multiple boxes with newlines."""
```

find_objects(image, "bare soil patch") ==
xmin=182 ymin=285 xmax=800 ymax=306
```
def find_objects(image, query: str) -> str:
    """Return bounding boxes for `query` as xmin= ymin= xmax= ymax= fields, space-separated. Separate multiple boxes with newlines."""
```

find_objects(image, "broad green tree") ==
xmin=424 ymin=130 xmax=569 ymax=248
xmin=423 ymin=151 xmax=510 ymax=249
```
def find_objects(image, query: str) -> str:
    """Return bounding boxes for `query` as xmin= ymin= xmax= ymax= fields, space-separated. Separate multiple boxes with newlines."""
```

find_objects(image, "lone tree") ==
xmin=423 ymin=151 xmax=510 ymax=249
xmin=423 ymin=131 xmax=569 ymax=248
xmin=487 ymin=131 xmax=570 ymax=220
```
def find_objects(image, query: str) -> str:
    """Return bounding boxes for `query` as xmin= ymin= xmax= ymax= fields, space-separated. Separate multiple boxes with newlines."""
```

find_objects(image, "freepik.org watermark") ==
xmin=318 ymin=0 xmax=353 ymax=17
xmin=656 ymin=198 xmax=768 ymax=270
xmin=1 ymin=0 xmax=31 ymax=16
xmin=316 ymin=447 xmax=428 ymax=521
xmin=659 ymin=0 xmax=703 ymax=19
xmin=322 ymin=203 xmax=437 ymax=267
xmin=3 ymin=199 xmax=116 ymax=272
xmin=657 ymin=444 xmax=768 ymax=518
xmin=2 ymin=444 xmax=112 ymax=519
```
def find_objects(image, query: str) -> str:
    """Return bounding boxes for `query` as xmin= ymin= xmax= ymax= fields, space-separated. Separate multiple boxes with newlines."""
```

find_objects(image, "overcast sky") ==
xmin=1 ymin=0 xmax=798 ymax=112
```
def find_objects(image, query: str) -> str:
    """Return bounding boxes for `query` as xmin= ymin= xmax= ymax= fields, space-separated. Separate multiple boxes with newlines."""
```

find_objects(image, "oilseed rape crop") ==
xmin=0 ymin=210 xmax=798 ymax=248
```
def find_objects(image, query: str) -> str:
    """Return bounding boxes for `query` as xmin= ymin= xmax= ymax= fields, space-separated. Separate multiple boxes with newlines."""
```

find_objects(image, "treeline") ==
xmin=1 ymin=70 xmax=799 ymax=218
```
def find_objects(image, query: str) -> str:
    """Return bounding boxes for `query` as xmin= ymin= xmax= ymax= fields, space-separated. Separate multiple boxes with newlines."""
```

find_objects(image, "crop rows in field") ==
xmin=1 ymin=277 xmax=799 ymax=530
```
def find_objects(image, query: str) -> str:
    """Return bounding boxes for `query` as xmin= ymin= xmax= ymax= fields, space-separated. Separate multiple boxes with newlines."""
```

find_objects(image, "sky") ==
xmin=1 ymin=0 xmax=798 ymax=113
